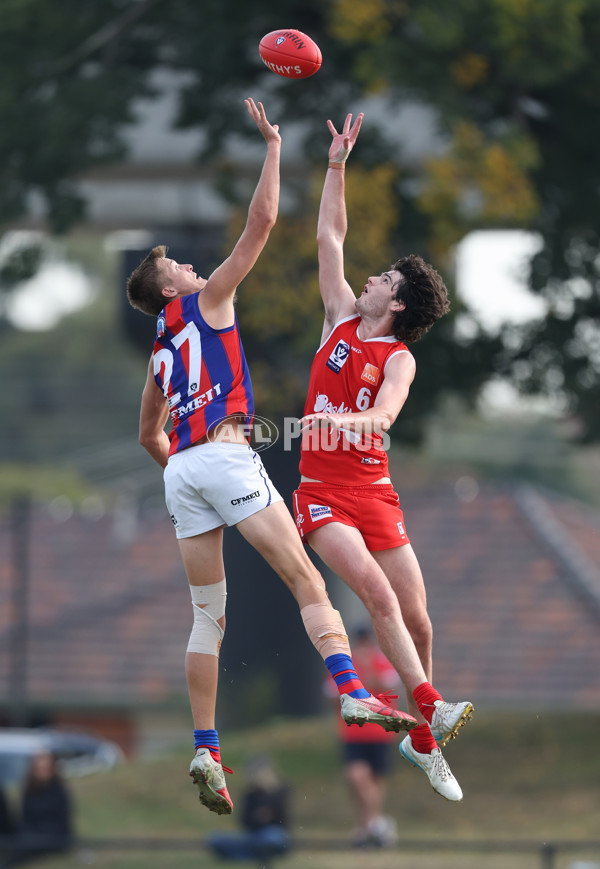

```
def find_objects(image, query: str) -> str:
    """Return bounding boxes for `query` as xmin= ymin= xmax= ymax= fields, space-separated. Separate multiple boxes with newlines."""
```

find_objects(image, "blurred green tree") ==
xmin=0 ymin=0 xmax=162 ymax=233
xmin=319 ymin=0 xmax=600 ymax=437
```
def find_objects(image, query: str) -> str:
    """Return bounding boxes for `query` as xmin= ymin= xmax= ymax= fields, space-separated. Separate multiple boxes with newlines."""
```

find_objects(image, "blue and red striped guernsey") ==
xmin=153 ymin=293 xmax=254 ymax=457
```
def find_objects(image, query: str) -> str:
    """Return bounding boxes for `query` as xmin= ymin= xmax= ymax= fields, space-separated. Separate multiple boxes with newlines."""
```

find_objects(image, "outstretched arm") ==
xmin=201 ymin=99 xmax=281 ymax=319
xmin=317 ymin=112 xmax=363 ymax=339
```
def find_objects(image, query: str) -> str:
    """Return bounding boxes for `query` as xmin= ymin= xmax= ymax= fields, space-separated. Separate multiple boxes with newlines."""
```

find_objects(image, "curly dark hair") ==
xmin=390 ymin=254 xmax=450 ymax=343
xmin=126 ymin=245 xmax=168 ymax=317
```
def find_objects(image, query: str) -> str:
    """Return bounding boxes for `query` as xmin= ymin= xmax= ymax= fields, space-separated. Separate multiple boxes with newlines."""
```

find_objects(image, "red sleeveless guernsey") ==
xmin=299 ymin=314 xmax=412 ymax=485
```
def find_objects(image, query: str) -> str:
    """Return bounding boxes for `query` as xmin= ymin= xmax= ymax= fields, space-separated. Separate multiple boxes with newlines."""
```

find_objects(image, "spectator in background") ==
xmin=0 ymin=785 xmax=16 ymax=868
xmin=0 ymin=786 xmax=14 ymax=835
xmin=0 ymin=786 xmax=15 ymax=835
xmin=326 ymin=626 xmax=401 ymax=848
xmin=4 ymin=751 xmax=72 ymax=867
xmin=208 ymin=755 xmax=291 ymax=861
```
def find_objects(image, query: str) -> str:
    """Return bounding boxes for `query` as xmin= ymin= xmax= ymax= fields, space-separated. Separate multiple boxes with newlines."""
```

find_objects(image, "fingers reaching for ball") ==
xmin=244 ymin=98 xmax=281 ymax=145
xmin=327 ymin=112 xmax=364 ymax=164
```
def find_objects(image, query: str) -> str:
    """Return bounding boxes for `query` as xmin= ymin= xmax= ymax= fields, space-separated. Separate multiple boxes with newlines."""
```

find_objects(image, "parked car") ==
xmin=0 ymin=728 xmax=124 ymax=785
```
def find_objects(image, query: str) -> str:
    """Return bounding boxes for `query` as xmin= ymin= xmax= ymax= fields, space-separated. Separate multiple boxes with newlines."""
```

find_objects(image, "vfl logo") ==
xmin=326 ymin=340 xmax=350 ymax=374
xmin=169 ymin=513 xmax=179 ymax=528
xmin=361 ymin=457 xmax=381 ymax=464
xmin=275 ymin=36 xmax=286 ymax=45
xmin=156 ymin=315 xmax=166 ymax=339
xmin=398 ymin=522 xmax=406 ymax=537
xmin=361 ymin=363 xmax=380 ymax=386
xmin=296 ymin=512 xmax=304 ymax=527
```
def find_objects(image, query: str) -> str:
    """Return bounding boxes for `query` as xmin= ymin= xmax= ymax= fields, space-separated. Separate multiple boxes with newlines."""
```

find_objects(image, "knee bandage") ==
xmin=187 ymin=579 xmax=227 ymax=657
xmin=300 ymin=603 xmax=350 ymax=659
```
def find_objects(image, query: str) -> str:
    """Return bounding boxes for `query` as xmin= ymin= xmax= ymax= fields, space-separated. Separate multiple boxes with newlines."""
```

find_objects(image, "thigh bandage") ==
xmin=187 ymin=579 xmax=227 ymax=657
xmin=301 ymin=603 xmax=350 ymax=659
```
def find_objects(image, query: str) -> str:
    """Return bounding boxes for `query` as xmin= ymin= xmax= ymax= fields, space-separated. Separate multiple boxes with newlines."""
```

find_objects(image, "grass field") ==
xmin=11 ymin=710 xmax=600 ymax=869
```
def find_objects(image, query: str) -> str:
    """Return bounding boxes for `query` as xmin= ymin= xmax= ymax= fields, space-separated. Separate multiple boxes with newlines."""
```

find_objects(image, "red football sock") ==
xmin=409 ymin=723 xmax=437 ymax=754
xmin=412 ymin=681 xmax=443 ymax=724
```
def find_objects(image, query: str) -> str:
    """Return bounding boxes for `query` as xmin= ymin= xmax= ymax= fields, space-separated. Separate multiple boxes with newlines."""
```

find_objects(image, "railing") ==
xmin=295 ymin=836 xmax=600 ymax=869
xmin=1 ymin=835 xmax=600 ymax=868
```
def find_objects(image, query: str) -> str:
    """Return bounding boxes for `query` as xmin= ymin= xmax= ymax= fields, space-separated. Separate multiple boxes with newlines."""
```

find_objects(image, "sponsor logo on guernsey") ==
xmin=313 ymin=393 xmax=351 ymax=415
xmin=296 ymin=512 xmax=304 ymax=527
xmin=361 ymin=363 xmax=380 ymax=386
xmin=231 ymin=490 xmax=260 ymax=507
xmin=170 ymin=513 xmax=179 ymax=528
xmin=361 ymin=456 xmax=381 ymax=464
xmin=308 ymin=504 xmax=333 ymax=521
xmin=170 ymin=383 xmax=222 ymax=420
xmin=156 ymin=315 xmax=166 ymax=338
xmin=326 ymin=340 xmax=350 ymax=373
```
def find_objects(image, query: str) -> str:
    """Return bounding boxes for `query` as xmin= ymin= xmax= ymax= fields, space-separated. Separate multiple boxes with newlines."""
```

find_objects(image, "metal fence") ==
xmin=2 ymin=836 xmax=600 ymax=869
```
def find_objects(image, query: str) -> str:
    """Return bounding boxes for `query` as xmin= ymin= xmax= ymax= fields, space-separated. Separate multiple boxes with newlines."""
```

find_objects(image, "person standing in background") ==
xmin=326 ymin=626 xmax=402 ymax=848
xmin=4 ymin=752 xmax=72 ymax=867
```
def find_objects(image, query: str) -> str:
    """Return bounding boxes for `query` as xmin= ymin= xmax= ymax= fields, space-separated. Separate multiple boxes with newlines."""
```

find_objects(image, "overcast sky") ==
xmin=455 ymin=229 xmax=546 ymax=332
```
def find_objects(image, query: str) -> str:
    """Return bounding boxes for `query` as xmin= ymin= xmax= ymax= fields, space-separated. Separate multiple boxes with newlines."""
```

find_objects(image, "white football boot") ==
xmin=399 ymin=733 xmax=463 ymax=801
xmin=189 ymin=748 xmax=234 ymax=815
xmin=430 ymin=700 xmax=474 ymax=747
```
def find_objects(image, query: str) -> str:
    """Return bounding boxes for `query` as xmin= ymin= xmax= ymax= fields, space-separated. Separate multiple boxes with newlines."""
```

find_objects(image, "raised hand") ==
xmin=327 ymin=112 xmax=364 ymax=164
xmin=245 ymin=98 xmax=281 ymax=145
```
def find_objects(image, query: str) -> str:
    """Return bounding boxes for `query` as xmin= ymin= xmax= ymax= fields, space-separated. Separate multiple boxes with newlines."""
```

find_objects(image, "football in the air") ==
xmin=259 ymin=29 xmax=322 ymax=79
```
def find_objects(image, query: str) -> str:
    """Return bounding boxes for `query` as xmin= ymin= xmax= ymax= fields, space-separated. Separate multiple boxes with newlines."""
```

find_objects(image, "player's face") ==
xmin=159 ymin=258 xmax=207 ymax=297
xmin=356 ymin=269 xmax=402 ymax=317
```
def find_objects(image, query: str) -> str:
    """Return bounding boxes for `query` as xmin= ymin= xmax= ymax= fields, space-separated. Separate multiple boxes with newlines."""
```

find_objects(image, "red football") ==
xmin=259 ymin=29 xmax=322 ymax=79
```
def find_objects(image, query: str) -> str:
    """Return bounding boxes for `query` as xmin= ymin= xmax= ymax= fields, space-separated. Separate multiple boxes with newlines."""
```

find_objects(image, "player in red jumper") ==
xmin=126 ymin=100 xmax=416 ymax=817
xmin=292 ymin=112 xmax=473 ymax=801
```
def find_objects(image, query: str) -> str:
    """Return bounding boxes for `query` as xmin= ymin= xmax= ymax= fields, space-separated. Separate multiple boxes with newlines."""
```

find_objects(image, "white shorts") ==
xmin=163 ymin=442 xmax=283 ymax=539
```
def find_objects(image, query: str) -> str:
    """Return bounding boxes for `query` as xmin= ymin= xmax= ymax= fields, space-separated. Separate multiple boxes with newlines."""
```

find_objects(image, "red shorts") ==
xmin=292 ymin=483 xmax=410 ymax=552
